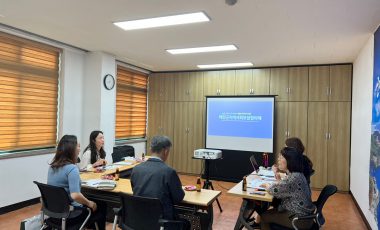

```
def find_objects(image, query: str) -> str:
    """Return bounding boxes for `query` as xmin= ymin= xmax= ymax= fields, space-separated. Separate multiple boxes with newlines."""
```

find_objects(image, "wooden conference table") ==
xmin=80 ymin=159 xmax=221 ymax=230
xmin=227 ymin=174 xmax=274 ymax=230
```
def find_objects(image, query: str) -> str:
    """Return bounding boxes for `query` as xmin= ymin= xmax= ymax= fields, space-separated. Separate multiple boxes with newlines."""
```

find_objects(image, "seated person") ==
xmin=131 ymin=135 xmax=185 ymax=221
xmin=48 ymin=135 xmax=106 ymax=230
xmin=79 ymin=130 xmax=107 ymax=170
xmin=285 ymin=137 xmax=314 ymax=185
xmin=258 ymin=147 xmax=315 ymax=230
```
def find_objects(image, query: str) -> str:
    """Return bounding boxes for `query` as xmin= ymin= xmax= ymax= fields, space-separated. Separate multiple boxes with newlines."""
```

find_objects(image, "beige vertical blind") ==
xmin=0 ymin=32 xmax=61 ymax=152
xmin=115 ymin=66 xmax=148 ymax=139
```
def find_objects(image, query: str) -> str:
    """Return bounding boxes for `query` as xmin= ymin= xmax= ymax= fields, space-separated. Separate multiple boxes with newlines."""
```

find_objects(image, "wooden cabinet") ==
xmin=270 ymin=67 xmax=308 ymax=101
xmin=148 ymin=73 xmax=175 ymax=101
xmin=147 ymin=101 xmax=175 ymax=166
xmin=235 ymin=69 xmax=270 ymax=95
xmin=274 ymin=102 xmax=308 ymax=156
xmin=307 ymin=102 xmax=350 ymax=191
xmin=270 ymin=68 xmax=289 ymax=101
xmin=204 ymin=70 xmax=235 ymax=96
xmin=172 ymin=102 xmax=204 ymax=174
xmin=174 ymin=72 xmax=204 ymax=101
xmin=309 ymin=65 xmax=352 ymax=102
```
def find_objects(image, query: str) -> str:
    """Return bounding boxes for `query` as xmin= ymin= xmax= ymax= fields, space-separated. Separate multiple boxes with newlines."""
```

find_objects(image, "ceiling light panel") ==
xmin=167 ymin=45 xmax=237 ymax=54
xmin=114 ymin=12 xmax=210 ymax=30
xmin=197 ymin=62 xmax=253 ymax=69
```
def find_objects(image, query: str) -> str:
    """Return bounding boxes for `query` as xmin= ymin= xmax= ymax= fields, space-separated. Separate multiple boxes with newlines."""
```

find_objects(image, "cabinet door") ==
xmin=329 ymin=65 xmax=352 ymax=102
xmin=219 ymin=70 xmax=236 ymax=95
xmin=252 ymin=69 xmax=270 ymax=95
xmin=270 ymin=68 xmax=289 ymax=101
xmin=173 ymin=102 xmax=189 ymax=173
xmin=288 ymin=67 xmax=308 ymax=101
xmin=174 ymin=72 xmax=189 ymax=102
xmin=327 ymin=102 xmax=351 ymax=191
xmin=287 ymin=102 xmax=308 ymax=149
xmin=235 ymin=69 xmax=253 ymax=95
xmin=161 ymin=74 xmax=175 ymax=101
xmin=203 ymin=71 xmax=220 ymax=96
xmin=307 ymin=102 xmax=328 ymax=189
xmin=274 ymin=102 xmax=288 ymax=156
xmin=188 ymin=72 xmax=204 ymax=101
xmin=148 ymin=74 xmax=162 ymax=101
xmin=309 ymin=66 xmax=329 ymax=101
xmin=161 ymin=102 xmax=175 ymax=166
xmin=187 ymin=102 xmax=204 ymax=174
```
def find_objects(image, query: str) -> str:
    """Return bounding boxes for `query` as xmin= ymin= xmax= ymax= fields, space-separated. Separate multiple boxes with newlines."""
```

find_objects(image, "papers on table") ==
xmin=122 ymin=156 xmax=136 ymax=161
xmin=258 ymin=168 xmax=275 ymax=177
xmin=113 ymin=161 xmax=133 ymax=166
xmin=248 ymin=177 xmax=275 ymax=190
xmin=82 ymin=179 xmax=116 ymax=190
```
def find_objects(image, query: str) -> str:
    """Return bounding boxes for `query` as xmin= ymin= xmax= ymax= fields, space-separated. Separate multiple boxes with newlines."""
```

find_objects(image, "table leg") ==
xmin=233 ymin=199 xmax=256 ymax=230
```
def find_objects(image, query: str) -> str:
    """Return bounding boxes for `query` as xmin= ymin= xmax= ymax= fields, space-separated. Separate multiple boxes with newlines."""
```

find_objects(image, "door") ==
xmin=288 ymin=67 xmax=309 ymax=101
xmin=235 ymin=69 xmax=252 ymax=95
xmin=329 ymin=65 xmax=352 ymax=102
xmin=252 ymin=69 xmax=270 ymax=95
xmin=309 ymin=66 xmax=329 ymax=102
xmin=287 ymin=102 xmax=308 ymax=149
xmin=270 ymin=68 xmax=289 ymax=101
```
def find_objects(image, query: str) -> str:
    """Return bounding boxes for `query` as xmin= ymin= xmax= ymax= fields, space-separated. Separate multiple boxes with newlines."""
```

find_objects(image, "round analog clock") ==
xmin=103 ymin=74 xmax=115 ymax=90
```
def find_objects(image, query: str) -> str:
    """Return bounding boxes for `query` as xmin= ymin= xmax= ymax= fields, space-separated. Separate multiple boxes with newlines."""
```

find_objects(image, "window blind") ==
xmin=115 ymin=66 xmax=147 ymax=139
xmin=0 ymin=32 xmax=61 ymax=152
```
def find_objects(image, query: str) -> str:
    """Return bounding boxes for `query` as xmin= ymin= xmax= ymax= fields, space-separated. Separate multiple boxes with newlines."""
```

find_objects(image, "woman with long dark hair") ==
xmin=259 ymin=147 xmax=315 ymax=230
xmin=48 ymin=135 xmax=106 ymax=229
xmin=79 ymin=130 xmax=107 ymax=169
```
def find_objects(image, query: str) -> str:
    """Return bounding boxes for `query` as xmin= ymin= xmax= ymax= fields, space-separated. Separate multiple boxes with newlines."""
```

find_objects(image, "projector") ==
xmin=194 ymin=149 xmax=222 ymax=159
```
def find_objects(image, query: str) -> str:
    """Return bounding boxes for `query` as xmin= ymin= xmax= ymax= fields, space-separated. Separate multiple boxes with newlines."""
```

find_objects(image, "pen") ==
xmin=255 ymin=188 xmax=266 ymax=191
xmin=249 ymin=191 xmax=266 ymax=195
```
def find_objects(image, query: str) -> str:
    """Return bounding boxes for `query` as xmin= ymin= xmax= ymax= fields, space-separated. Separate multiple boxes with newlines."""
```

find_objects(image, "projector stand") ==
xmin=203 ymin=159 xmax=223 ymax=212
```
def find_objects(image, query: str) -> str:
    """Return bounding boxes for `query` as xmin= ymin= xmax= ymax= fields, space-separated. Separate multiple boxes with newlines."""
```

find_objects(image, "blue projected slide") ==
xmin=208 ymin=100 xmax=273 ymax=138
xmin=206 ymin=96 xmax=275 ymax=152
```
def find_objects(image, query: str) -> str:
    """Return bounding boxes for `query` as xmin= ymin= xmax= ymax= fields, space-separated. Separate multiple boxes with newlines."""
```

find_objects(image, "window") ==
xmin=0 ymin=32 xmax=61 ymax=153
xmin=115 ymin=66 xmax=148 ymax=139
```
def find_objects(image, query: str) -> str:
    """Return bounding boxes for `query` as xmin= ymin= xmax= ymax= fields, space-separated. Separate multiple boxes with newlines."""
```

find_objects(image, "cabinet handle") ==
xmin=288 ymin=87 xmax=291 ymax=94
xmin=328 ymin=133 xmax=331 ymax=139
xmin=251 ymin=89 xmax=254 ymax=95
xmin=329 ymin=88 xmax=332 ymax=95
xmin=325 ymin=133 xmax=328 ymax=139
xmin=326 ymin=87 xmax=329 ymax=96
xmin=249 ymin=89 xmax=252 ymax=94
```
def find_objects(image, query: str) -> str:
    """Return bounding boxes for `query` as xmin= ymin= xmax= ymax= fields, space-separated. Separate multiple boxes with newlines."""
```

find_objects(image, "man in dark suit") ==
xmin=131 ymin=135 xmax=185 ymax=220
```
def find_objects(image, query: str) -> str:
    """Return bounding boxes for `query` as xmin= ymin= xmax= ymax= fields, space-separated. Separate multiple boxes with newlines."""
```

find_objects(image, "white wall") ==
xmin=0 ymin=48 xmax=87 ymax=208
xmin=0 ymin=47 xmax=146 ymax=208
xmin=351 ymin=35 xmax=376 ymax=228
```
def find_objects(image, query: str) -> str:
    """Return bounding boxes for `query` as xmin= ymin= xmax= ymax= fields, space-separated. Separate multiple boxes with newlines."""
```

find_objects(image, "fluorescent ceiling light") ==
xmin=114 ymin=12 xmax=209 ymax=30
xmin=167 ymin=45 xmax=237 ymax=54
xmin=197 ymin=62 xmax=254 ymax=69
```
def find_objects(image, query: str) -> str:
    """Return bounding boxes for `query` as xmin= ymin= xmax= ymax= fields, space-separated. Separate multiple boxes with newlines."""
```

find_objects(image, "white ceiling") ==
xmin=0 ymin=0 xmax=379 ymax=72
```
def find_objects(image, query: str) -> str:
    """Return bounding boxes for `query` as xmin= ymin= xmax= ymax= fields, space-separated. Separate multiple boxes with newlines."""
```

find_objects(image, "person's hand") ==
xmin=272 ymin=164 xmax=278 ymax=174
xmin=93 ymin=159 xmax=106 ymax=167
xmin=88 ymin=201 xmax=97 ymax=212
xmin=260 ymin=183 xmax=270 ymax=189
xmin=275 ymin=172 xmax=281 ymax=181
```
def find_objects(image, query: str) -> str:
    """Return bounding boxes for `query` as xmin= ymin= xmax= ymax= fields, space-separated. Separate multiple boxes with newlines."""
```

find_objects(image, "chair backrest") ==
xmin=112 ymin=145 xmax=135 ymax=163
xmin=119 ymin=193 xmax=164 ymax=230
xmin=33 ymin=181 xmax=72 ymax=219
xmin=249 ymin=154 xmax=259 ymax=172
xmin=315 ymin=184 xmax=337 ymax=225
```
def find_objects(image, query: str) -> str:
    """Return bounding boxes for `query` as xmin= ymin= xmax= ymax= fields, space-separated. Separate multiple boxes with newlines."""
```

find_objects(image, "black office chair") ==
xmin=112 ymin=145 xmax=135 ymax=163
xmin=33 ymin=181 xmax=97 ymax=230
xmin=112 ymin=193 xmax=185 ymax=230
xmin=270 ymin=184 xmax=338 ymax=230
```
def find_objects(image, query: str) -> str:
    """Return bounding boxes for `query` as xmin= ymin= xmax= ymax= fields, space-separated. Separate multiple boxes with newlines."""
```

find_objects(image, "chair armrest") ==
xmin=292 ymin=213 xmax=318 ymax=230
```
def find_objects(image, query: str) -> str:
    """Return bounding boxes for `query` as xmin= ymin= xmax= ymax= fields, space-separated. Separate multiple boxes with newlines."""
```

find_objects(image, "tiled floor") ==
xmin=0 ymin=174 xmax=368 ymax=230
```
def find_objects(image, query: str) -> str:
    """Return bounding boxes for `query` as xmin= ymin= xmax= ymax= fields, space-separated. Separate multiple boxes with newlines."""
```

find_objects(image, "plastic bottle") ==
xmin=196 ymin=177 xmax=202 ymax=192
xmin=142 ymin=152 xmax=145 ymax=161
xmin=263 ymin=152 xmax=268 ymax=168
xmin=242 ymin=176 xmax=247 ymax=191
xmin=115 ymin=168 xmax=120 ymax=181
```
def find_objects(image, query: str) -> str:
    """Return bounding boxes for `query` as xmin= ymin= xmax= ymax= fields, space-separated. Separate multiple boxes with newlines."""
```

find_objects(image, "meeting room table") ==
xmin=79 ymin=159 xmax=221 ymax=230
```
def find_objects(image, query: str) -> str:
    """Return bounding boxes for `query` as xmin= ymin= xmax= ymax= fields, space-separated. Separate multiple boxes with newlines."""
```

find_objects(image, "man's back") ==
xmin=131 ymin=158 xmax=185 ymax=219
